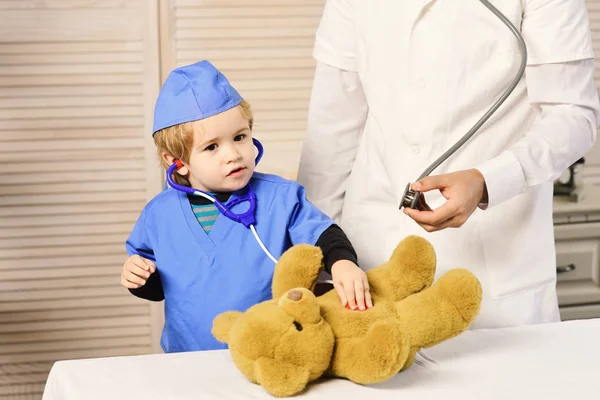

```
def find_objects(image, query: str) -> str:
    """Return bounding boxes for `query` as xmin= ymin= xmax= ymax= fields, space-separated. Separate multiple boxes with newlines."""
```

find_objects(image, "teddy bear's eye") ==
xmin=293 ymin=321 xmax=303 ymax=331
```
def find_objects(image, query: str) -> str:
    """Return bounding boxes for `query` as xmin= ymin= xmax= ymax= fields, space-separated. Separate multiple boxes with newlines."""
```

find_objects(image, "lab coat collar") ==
xmin=407 ymin=0 xmax=438 ymax=26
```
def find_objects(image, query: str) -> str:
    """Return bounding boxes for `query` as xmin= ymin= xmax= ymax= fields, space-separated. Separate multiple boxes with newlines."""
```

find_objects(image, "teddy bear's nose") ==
xmin=287 ymin=290 xmax=302 ymax=301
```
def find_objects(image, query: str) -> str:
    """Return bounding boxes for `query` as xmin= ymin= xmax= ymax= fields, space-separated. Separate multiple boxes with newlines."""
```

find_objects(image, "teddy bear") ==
xmin=212 ymin=235 xmax=482 ymax=397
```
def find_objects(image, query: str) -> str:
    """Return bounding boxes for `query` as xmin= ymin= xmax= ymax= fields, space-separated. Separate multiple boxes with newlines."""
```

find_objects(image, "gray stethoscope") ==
xmin=400 ymin=0 xmax=528 ymax=210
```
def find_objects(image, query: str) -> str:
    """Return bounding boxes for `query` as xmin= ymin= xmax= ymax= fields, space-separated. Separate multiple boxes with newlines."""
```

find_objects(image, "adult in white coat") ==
xmin=297 ymin=0 xmax=600 ymax=329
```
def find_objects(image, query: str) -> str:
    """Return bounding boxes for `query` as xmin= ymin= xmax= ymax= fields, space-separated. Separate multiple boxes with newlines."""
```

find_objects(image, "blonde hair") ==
xmin=153 ymin=100 xmax=254 ymax=186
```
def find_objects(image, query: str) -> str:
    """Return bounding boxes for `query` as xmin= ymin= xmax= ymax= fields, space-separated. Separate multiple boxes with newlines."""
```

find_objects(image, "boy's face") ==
xmin=184 ymin=106 xmax=256 ymax=193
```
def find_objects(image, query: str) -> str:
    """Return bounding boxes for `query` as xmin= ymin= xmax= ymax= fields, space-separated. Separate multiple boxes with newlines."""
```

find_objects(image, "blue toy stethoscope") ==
xmin=166 ymin=138 xmax=279 ymax=264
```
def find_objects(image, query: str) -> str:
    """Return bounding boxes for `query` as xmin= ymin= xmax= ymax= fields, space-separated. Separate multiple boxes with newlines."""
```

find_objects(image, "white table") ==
xmin=42 ymin=319 xmax=600 ymax=399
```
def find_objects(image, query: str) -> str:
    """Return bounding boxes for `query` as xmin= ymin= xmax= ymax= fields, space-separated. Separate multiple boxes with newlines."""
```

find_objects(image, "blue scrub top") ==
xmin=126 ymin=173 xmax=334 ymax=353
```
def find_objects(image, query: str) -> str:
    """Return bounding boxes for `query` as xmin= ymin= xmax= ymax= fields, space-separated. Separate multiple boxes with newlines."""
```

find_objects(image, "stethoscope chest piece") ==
xmin=400 ymin=183 xmax=421 ymax=210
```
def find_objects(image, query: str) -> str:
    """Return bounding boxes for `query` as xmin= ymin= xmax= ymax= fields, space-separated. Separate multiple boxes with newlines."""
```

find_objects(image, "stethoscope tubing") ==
xmin=400 ymin=0 xmax=528 ymax=209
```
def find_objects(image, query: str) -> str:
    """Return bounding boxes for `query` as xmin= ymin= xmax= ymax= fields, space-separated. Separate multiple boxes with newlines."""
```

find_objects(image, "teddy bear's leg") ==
xmin=271 ymin=244 xmax=324 ymax=299
xmin=366 ymin=235 xmax=436 ymax=302
xmin=394 ymin=268 xmax=482 ymax=348
xmin=401 ymin=348 xmax=419 ymax=371
xmin=328 ymin=320 xmax=411 ymax=385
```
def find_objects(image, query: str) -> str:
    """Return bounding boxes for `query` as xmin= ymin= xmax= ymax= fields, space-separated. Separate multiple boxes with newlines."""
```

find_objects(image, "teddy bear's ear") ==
xmin=212 ymin=311 xmax=242 ymax=343
xmin=272 ymin=244 xmax=323 ymax=299
xmin=254 ymin=356 xmax=311 ymax=397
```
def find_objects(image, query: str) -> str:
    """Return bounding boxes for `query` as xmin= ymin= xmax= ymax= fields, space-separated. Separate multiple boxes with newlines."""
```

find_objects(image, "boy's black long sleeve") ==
xmin=128 ymin=223 xmax=357 ymax=302
xmin=129 ymin=269 xmax=164 ymax=301
xmin=315 ymin=224 xmax=358 ymax=274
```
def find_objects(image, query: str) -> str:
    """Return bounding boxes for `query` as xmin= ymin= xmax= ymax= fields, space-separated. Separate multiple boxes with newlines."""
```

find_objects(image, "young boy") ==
xmin=120 ymin=60 xmax=372 ymax=353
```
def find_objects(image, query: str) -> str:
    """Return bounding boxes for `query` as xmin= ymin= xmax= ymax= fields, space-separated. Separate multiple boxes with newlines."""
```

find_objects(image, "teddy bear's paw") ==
xmin=367 ymin=235 xmax=436 ymax=302
xmin=272 ymin=244 xmax=324 ymax=298
xmin=436 ymin=268 xmax=483 ymax=323
xmin=368 ymin=322 xmax=411 ymax=374
xmin=254 ymin=357 xmax=311 ymax=398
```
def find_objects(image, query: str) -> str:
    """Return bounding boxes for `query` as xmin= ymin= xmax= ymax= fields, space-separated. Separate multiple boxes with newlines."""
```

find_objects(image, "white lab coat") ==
xmin=297 ymin=0 xmax=600 ymax=329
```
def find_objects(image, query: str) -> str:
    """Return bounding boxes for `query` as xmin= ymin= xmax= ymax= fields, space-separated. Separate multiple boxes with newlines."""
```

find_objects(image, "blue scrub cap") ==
xmin=152 ymin=60 xmax=243 ymax=135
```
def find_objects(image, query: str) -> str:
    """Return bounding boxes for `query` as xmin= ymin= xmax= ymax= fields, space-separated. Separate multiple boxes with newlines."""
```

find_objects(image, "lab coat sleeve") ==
xmin=521 ymin=0 xmax=594 ymax=65
xmin=296 ymin=62 xmax=368 ymax=222
xmin=312 ymin=0 xmax=358 ymax=72
xmin=296 ymin=0 xmax=366 ymax=222
xmin=474 ymin=0 xmax=599 ymax=209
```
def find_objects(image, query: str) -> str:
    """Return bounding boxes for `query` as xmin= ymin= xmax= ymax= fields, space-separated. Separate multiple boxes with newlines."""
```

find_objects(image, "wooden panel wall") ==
xmin=0 ymin=1 xmax=161 ymax=398
xmin=160 ymin=0 xmax=326 ymax=180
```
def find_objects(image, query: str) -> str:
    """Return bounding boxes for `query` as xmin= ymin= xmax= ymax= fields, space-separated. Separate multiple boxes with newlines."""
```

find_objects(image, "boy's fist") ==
xmin=120 ymin=255 xmax=156 ymax=289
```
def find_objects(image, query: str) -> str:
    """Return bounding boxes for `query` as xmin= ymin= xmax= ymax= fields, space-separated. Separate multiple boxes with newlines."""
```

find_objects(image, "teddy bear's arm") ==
xmin=394 ymin=268 xmax=482 ymax=348
xmin=328 ymin=320 xmax=411 ymax=385
xmin=212 ymin=311 xmax=242 ymax=344
xmin=366 ymin=235 xmax=436 ymax=302
xmin=272 ymin=244 xmax=324 ymax=298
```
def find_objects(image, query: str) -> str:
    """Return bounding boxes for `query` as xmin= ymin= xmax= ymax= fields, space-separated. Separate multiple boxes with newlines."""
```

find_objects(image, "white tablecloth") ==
xmin=42 ymin=319 xmax=600 ymax=399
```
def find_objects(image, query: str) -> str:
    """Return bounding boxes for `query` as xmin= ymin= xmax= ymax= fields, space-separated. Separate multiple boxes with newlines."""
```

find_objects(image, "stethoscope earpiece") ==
xmin=173 ymin=159 xmax=184 ymax=170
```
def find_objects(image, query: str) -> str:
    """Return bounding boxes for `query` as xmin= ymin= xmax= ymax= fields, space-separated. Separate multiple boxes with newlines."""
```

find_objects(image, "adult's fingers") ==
xmin=404 ymin=200 xmax=459 ymax=226
xmin=411 ymin=174 xmax=450 ymax=193
xmin=417 ymin=214 xmax=466 ymax=233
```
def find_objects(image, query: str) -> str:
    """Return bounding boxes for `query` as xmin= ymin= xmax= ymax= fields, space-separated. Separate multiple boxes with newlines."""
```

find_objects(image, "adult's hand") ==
xmin=403 ymin=169 xmax=487 ymax=232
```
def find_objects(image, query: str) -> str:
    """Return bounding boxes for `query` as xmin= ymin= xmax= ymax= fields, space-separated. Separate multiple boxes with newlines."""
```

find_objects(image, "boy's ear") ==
xmin=162 ymin=152 xmax=188 ymax=176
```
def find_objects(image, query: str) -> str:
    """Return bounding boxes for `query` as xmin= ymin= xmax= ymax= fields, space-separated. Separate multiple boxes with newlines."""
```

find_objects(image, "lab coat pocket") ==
xmin=454 ymin=0 xmax=523 ymax=55
xmin=475 ymin=196 xmax=557 ymax=300
xmin=452 ymin=0 xmax=524 ymax=79
xmin=352 ymin=117 xmax=395 ymax=197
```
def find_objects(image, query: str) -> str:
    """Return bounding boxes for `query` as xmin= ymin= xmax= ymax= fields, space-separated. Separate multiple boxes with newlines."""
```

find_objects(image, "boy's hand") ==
xmin=331 ymin=260 xmax=373 ymax=311
xmin=120 ymin=255 xmax=156 ymax=289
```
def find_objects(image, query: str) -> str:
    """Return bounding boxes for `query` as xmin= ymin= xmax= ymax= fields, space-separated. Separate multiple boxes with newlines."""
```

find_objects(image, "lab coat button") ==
xmin=411 ymin=146 xmax=420 ymax=155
